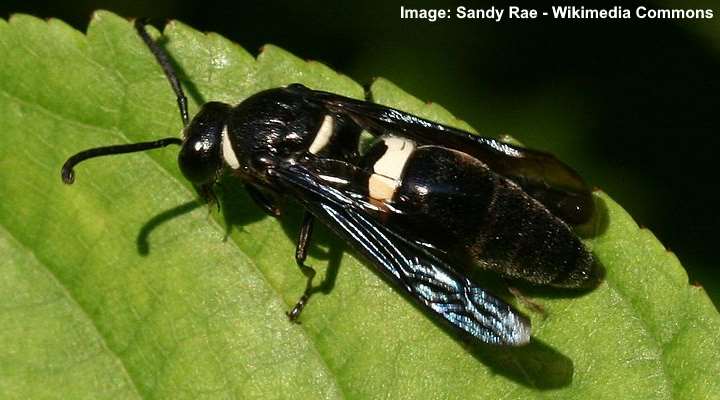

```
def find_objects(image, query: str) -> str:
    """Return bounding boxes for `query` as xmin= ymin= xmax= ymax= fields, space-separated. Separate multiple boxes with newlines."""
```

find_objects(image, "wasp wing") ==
xmin=269 ymin=162 xmax=530 ymax=346
xmin=302 ymin=88 xmax=593 ymax=225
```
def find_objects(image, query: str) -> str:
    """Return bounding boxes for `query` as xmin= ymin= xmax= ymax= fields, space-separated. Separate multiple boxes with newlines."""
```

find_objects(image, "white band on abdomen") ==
xmin=368 ymin=136 xmax=416 ymax=201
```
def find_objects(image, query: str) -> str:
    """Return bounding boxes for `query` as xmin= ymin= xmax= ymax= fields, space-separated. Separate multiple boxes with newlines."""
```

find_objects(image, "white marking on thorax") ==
xmin=368 ymin=136 xmax=416 ymax=201
xmin=309 ymin=115 xmax=334 ymax=154
xmin=221 ymin=125 xmax=241 ymax=169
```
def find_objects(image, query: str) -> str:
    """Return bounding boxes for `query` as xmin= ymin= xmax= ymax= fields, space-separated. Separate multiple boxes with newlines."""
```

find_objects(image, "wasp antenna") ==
xmin=134 ymin=18 xmax=189 ymax=127
xmin=61 ymin=138 xmax=182 ymax=184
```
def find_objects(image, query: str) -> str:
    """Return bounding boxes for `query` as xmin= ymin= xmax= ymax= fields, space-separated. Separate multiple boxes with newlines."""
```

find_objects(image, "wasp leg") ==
xmin=245 ymin=184 xmax=282 ymax=217
xmin=287 ymin=212 xmax=316 ymax=322
xmin=508 ymin=286 xmax=547 ymax=318
xmin=199 ymin=183 xmax=220 ymax=212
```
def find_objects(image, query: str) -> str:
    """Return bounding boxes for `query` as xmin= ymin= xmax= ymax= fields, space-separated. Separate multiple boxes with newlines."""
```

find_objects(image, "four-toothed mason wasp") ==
xmin=60 ymin=19 xmax=600 ymax=347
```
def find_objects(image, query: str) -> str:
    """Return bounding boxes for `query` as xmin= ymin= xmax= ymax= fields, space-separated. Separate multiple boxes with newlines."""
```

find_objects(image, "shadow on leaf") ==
xmin=137 ymin=200 xmax=201 ymax=255
xmin=468 ymin=337 xmax=573 ymax=389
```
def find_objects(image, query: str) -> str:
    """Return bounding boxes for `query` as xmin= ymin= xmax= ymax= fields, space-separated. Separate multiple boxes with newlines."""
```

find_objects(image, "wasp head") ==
xmin=178 ymin=102 xmax=232 ymax=186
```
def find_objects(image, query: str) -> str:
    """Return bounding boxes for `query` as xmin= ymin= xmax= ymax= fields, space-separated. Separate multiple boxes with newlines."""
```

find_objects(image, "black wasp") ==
xmin=61 ymin=20 xmax=600 ymax=346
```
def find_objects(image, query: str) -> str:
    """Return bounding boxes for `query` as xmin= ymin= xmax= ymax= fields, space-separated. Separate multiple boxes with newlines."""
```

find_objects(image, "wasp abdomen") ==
xmin=391 ymin=146 xmax=595 ymax=288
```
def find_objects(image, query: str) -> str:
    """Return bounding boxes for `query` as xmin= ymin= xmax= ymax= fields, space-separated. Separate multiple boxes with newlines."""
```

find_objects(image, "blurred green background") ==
xmin=2 ymin=0 xmax=717 ymax=305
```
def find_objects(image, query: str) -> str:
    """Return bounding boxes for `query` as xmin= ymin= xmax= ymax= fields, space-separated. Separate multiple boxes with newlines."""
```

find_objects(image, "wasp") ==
xmin=61 ymin=19 xmax=600 ymax=346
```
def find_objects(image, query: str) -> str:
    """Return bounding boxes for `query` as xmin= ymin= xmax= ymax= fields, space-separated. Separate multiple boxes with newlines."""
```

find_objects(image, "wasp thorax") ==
xmin=227 ymin=87 xmax=327 ymax=163
xmin=178 ymin=102 xmax=232 ymax=184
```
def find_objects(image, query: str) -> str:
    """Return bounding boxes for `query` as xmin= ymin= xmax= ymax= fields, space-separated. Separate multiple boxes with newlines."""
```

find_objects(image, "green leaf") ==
xmin=0 ymin=11 xmax=718 ymax=399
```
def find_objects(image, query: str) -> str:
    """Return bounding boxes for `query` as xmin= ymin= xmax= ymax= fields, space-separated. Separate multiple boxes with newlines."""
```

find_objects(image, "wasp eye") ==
xmin=179 ymin=135 xmax=221 ymax=184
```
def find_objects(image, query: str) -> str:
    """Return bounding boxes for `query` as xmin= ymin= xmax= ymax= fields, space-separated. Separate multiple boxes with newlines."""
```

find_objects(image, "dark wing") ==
xmin=298 ymin=86 xmax=593 ymax=225
xmin=268 ymin=162 xmax=530 ymax=346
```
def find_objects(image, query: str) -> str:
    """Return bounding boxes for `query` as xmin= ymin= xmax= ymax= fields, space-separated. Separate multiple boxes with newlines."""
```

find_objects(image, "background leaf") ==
xmin=1 ymin=11 xmax=718 ymax=399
